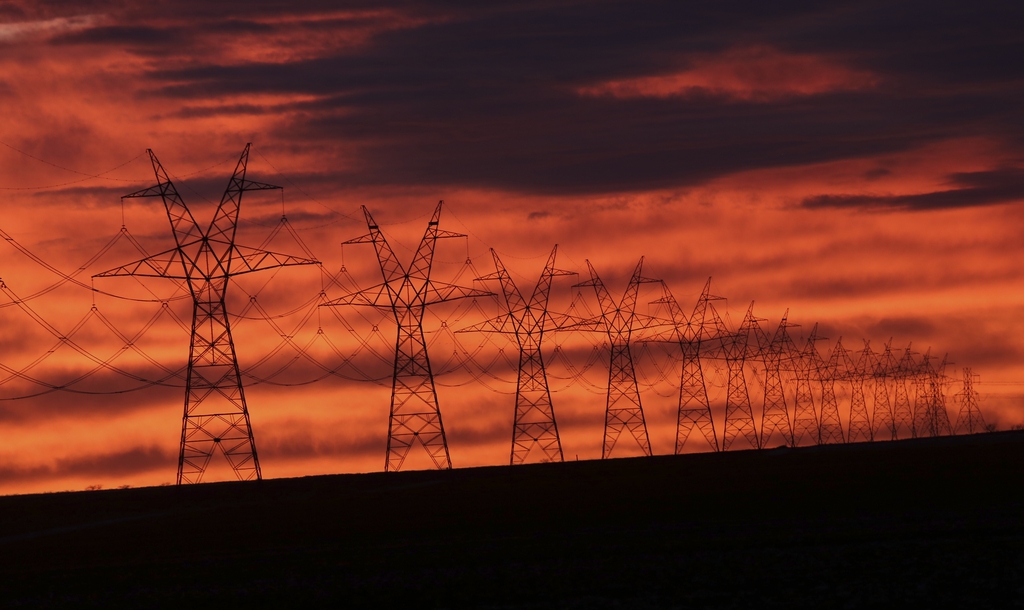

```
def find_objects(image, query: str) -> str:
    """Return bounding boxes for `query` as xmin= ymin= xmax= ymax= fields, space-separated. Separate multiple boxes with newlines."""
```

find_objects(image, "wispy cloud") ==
xmin=0 ymin=14 xmax=101 ymax=43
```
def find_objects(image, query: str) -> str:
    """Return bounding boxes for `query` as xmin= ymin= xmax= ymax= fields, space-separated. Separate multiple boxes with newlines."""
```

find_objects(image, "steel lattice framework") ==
xmin=892 ymin=345 xmax=916 ymax=439
xmin=461 ymin=246 xmax=575 ymax=464
xmin=657 ymin=279 xmax=722 ymax=453
xmin=791 ymin=325 xmax=819 ymax=446
xmin=757 ymin=313 xmax=795 ymax=448
xmin=916 ymin=353 xmax=953 ymax=437
xmin=94 ymin=144 xmax=319 ymax=484
xmin=954 ymin=367 xmax=986 ymax=434
xmin=576 ymin=258 xmax=661 ymax=458
xmin=871 ymin=342 xmax=896 ymax=440
xmin=721 ymin=302 xmax=761 ymax=450
xmin=816 ymin=339 xmax=845 ymax=444
xmin=324 ymin=202 xmax=492 ymax=472
xmin=844 ymin=341 xmax=874 ymax=442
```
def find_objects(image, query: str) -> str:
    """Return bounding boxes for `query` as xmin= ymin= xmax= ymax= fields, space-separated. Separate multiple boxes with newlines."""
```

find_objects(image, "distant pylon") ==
xmin=324 ymin=202 xmax=492 ymax=472
xmin=790 ymin=324 xmax=820 ymax=446
xmin=576 ymin=258 xmax=661 ymax=458
xmin=756 ymin=311 xmax=795 ymax=448
xmin=891 ymin=345 xmax=916 ymax=439
xmin=844 ymin=341 xmax=874 ymax=442
xmin=871 ymin=341 xmax=897 ymax=440
xmin=95 ymin=144 xmax=319 ymax=484
xmin=917 ymin=353 xmax=954 ymax=437
xmin=721 ymin=302 xmax=761 ymax=450
xmin=672 ymin=278 xmax=722 ymax=453
xmin=461 ymin=246 xmax=575 ymax=464
xmin=954 ymin=367 xmax=986 ymax=434
xmin=816 ymin=338 xmax=845 ymax=444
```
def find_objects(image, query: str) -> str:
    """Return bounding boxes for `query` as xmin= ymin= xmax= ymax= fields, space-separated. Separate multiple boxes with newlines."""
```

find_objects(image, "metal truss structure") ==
xmin=576 ymin=258 xmax=661 ymax=459
xmin=871 ymin=342 xmax=897 ymax=440
xmin=916 ymin=353 xmax=953 ymax=437
xmin=94 ymin=144 xmax=319 ymax=484
xmin=954 ymin=367 xmax=986 ymax=434
xmin=721 ymin=302 xmax=761 ymax=450
xmin=844 ymin=341 xmax=874 ymax=442
xmin=816 ymin=339 xmax=846 ymax=444
xmin=461 ymin=246 xmax=575 ymax=464
xmin=665 ymin=279 xmax=721 ymax=453
xmin=324 ymin=202 xmax=492 ymax=472
xmin=790 ymin=325 xmax=819 ymax=446
xmin=757 ymin=313 xmax=795 ymax=448
xmin=891 ymin=345 xmax=916 ymax=439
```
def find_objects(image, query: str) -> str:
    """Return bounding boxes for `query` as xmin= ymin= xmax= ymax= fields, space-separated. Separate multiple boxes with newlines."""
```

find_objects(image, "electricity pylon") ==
xmin=575 ymin=258 xmax=661 ymax=458
xmin=917 ymin=353 xmax=953 ymax=437
xmin=954 ymin=367 xmax=985 ymax=434
xmin=650 ymin=278 xmax=721 ymax=453
xmin=94 ymin=144 xmax=319 ymax=484
xmin=871 ymin=341 xmax=896 ymax=440
xmin=790 ymin=324 xmax=820 ymax=446
xmin=891 ymin=345 xmax=916 ymax=439
xmin=324 ymin=202 xmax=492 ymax=472
xmin=459 ymin=246 xmax=574 ymax=464
xmin=843 ymin=341 xmax=874 ymax=442
xmin=816 ymin=338 xmax=845 ymax=444
xmin=722 ymin=302 xmax=761 ymax=450
xmin=756 ymin=312 xmax=796 ymax=448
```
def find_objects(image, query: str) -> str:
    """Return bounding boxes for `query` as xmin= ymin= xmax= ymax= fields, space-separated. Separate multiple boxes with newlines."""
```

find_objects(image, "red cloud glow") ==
xmin=577 ymin=46 xmax=879 ymax=101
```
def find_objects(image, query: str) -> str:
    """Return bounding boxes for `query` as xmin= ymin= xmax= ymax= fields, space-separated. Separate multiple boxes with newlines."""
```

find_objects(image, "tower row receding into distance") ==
xmin=90 ymin=145 xmax=987 ymax=484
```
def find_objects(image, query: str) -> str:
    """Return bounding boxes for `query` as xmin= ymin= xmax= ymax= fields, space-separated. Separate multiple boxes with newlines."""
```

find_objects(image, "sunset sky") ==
xmin=1 ymin=1 xmax=1022 ymax=494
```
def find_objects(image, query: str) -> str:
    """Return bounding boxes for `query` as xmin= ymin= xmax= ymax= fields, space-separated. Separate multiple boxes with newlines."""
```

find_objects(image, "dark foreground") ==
xmin=1 ymin=433 xmax=1023 ymax=608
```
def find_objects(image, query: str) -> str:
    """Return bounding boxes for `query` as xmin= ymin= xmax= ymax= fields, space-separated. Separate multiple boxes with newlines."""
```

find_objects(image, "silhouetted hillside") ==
xmin=1 ymin=432 xmax=1023 ymax=608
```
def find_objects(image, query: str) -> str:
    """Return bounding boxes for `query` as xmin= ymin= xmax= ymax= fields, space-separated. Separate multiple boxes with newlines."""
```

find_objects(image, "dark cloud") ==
xmin=49 ymin=25 xmax=185 ymax=46
xmin=114 ymin=0 xmax=1024 ymax=194
xmin=803 ymin=167 xmax=1024 ymax=210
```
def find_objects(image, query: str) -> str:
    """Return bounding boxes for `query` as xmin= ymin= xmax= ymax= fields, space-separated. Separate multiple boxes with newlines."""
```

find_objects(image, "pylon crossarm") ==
xmin=453 ymin=314 xmax=517 ymax=334
xmin=544 ymin=311 xmax=606 ymax=332
xmin=629 ymin=312 xmax=678 ymax=336
xmin=238 ymin=180 xmax=281 ymax=192
xmin=226 ymin=245 xmax=319 ymax=276
xmin=122 ymin=184 xmax=166 ymax=199
xmin=342 ymin=233 xmax=375 ymax=245
xmin=423 ymin=281 xmax=495 ymax=305
xmin=322 ymin=283 xmax=391 ymax=307
xmin=92 ymin=246 xmax=188 ymax=279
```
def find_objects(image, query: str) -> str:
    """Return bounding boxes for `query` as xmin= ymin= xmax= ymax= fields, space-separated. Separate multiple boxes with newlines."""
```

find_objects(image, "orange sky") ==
xmin=0 ymin=1 xmax=1022 ymax=494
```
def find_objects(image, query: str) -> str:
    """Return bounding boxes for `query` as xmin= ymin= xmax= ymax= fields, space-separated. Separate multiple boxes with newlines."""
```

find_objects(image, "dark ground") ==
xmin=0 ymin=432 xmax=1022 ymax=608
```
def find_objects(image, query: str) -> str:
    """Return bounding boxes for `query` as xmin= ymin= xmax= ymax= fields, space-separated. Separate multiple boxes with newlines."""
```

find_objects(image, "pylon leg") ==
xmin=386 ymin=323 xmax=451 ymax=471
xmin=177 ymin=294 xmax=261 ymax=484
xmin=603 ymin=343 xmax=651 ymax=458
xmin=511 ymin=346 xmax=562 ymax=464
xmin=675 ymin=352 xmax=718 ymax=452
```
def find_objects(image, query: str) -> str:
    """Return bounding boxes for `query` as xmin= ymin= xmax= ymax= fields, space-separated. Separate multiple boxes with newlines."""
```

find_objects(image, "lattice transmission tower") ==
xmin=790 ymin=324 xmax=819 ymax=446
xmin=843 ymin=341 xmax=874 ymax=442
xmin=871 ymin=341 xmax=896 ymax=440
xmin=916 ymin=353 xmax=953 ymax=437
xmin=756 ymin=312 xmax=796 ymax=448
xmin=722 ymin=302 xmax=761 ymax=450
xmin=653 ymin=278 xmax=722 ymax=453
xmin=325 ymin=202 xmax=492 ymax=472
xmin=576 ymin=258 xmax=661 ymax=458
xmin=954 ymin=367 xmax=986 ymax=434
xmin=460 ymin=246 xmax=575 ymax=464
xmin=95 ymin=144 xmax=319 ymax=484
xmin=891 ymin=345 xmax=916 ymax=439
xmin=816 ymin=338 xmax=845 ymax=444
